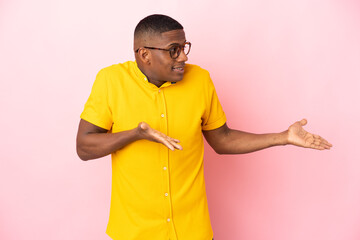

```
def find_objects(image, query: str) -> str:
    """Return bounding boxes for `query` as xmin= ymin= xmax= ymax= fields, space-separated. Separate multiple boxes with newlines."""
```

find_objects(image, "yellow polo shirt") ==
xmin=81 ymin=61 xmax=226 ymax=240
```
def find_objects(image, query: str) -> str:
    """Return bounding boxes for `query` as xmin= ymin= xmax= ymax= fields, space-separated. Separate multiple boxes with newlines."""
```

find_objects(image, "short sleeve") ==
xmin=201 ymin=74 xmax=227 ymax=131
xmin=80 ymin=69 xmax=113 ymax=130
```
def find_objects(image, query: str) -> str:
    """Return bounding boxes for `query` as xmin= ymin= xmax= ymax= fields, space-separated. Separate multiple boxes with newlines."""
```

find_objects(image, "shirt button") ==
xmin=167 ymin=218 xmax=171 ymax=222
xmin=165 ymin=193 xmax=168 ymax=197
xmin=163 ymin=167 xmax=167 ymax=170
xmin=158 ymin=89 xmax=161 ymax=93
xmin=161 ymin=114 xmax=165 ymax=118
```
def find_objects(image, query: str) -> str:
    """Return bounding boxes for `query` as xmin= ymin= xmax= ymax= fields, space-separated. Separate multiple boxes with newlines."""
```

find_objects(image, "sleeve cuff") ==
xmin=202 ymin=113 xmax=227 ymax=131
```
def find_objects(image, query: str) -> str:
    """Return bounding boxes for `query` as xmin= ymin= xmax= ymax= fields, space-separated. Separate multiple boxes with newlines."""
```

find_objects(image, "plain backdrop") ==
xmin=1 ymin=0 xmax=359 ymax=239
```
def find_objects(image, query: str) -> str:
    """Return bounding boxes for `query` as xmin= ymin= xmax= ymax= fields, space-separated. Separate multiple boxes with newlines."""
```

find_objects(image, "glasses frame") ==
xmin=135 ymin=41 xmax=191 ymax=59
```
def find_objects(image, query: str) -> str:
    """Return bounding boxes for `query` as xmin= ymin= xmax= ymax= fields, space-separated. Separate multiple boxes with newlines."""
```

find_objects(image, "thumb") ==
xmin=139 ymin=122 xmax=149 ymax=130
xmin=299 ymin=118 xmax=307 ymax=126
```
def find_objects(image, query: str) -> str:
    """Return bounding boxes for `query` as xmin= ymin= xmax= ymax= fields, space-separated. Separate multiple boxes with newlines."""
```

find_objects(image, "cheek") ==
xmin=156 ymin=53 xmax=174 ymax=66
xmin=159 ymin=61 xmax=175 ymax=74
xmin=152 ymin=54 xmax=175 ymax=75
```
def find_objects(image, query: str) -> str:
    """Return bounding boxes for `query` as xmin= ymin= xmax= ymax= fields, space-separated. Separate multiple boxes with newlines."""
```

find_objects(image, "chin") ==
xmin=171 ymin=72 xmax=185 ymax=82
xmin=171 ymin=77 xmax=184 ymax=82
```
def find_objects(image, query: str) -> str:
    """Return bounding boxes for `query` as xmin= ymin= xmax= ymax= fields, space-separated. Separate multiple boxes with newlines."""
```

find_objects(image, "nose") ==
xmin=177 ymin=48 xmax=188 ymax=62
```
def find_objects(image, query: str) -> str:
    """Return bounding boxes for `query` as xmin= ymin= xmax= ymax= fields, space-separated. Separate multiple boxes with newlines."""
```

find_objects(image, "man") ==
xmin=76 ymin=14 xmax=332 ymax=240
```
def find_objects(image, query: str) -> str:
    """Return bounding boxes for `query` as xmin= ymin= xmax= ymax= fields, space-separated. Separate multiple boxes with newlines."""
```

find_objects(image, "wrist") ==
xmin=278 ymin=130 xmax=289 ymax=146
xmin=135 ymin=122 xmax=148 ymax=140
xmin=135 ymin=124 xmax=143 ymax=140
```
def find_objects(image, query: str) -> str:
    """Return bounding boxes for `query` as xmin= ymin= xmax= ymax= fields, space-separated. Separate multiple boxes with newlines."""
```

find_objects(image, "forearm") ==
xmin=214 ymin=128 xmax=289 ymax=154
xmin=77 ymin=128 xmax=140 ymax=161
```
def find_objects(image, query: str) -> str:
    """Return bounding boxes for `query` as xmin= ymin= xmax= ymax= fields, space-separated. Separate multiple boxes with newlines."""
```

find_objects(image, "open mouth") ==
xmin=172 ymin=66 xmax=185 ymax=73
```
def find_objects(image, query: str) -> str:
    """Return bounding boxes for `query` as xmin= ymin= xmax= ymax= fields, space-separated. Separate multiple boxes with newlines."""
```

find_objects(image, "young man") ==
xmin=76 ymin=14 xmax=332 ymax=240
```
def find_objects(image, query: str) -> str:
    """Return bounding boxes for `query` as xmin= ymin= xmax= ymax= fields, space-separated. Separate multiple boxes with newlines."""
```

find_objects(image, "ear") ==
xmin=137 ymin=48 xmax=151 ymax=65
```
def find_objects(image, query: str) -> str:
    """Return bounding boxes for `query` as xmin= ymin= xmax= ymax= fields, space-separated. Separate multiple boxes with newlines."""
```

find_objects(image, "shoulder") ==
xmin=94 ymin=61 xmax=136 ymax=86
xmin=98 ymin=61 xmax=135 ymax=76
xmin=184 ymin=64 xmax=210 ymax=77
xmin=182 ymin=64 xmax=214 ymax=89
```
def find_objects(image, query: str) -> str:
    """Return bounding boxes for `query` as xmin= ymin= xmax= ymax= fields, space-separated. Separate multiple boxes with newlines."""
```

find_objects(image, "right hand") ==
xmin=137 ymin=122 xmax=183 ymax=151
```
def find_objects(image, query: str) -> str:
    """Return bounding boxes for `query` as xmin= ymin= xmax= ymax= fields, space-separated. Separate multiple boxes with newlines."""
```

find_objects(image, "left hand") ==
xmin=287 ymin=119 xmax=332 ymax=150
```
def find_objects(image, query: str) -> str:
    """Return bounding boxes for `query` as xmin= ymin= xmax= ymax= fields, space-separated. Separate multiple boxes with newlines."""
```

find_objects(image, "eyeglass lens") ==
xmin=170 ymin=43 xmax=191 ymax=59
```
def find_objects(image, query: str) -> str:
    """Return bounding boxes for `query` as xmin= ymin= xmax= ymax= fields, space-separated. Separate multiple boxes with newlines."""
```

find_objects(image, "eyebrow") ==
xmin=166 ymin=40 xmax=187 ymax=47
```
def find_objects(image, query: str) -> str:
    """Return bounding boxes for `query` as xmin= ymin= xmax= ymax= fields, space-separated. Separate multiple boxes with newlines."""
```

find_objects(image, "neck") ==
xmin=148 ymin=78 xmax=166 ymax=88
xmin=137 ymin=64 xmax=166 ymax=88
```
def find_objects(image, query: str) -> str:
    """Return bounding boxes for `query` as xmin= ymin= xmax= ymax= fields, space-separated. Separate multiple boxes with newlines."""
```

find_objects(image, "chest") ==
xmin=108 ymin=82 xmax=206 ymax=138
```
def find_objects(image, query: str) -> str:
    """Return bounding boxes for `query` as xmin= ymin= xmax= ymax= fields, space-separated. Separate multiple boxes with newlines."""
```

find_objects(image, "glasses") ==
xmin=135 ymin=41 xmax=191 ymax=59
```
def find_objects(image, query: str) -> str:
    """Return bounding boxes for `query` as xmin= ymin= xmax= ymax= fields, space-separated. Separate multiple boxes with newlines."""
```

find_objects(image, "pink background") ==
xmin=1 ymin=0 xmax=359 ymax=239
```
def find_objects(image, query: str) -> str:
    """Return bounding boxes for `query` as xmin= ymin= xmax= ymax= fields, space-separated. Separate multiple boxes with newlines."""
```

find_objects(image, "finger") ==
xmin=169 ymin=140 xmax=183 ymax=150
xmin=166 ymin=137 xmax=182 ymax=150
xmin=313 ymin=139 xmax=322 ymax=145
xmin=310 ymin=139 xmax=332 ymax=150
xmin=320 ymin=141 xmax=333 ymax=149
xmin=316 ymin=135 xmax=333 ymax=148
xmin=166 ymin=136 xmax=180 ymax=143
xmin=158 ymin=136 xmax=183 ymax=151
xmin=325 ymin=142 xmax=333 ymax=148
xmin=151 ymin=131 xmax=181 ymax=151
xmin=162 ymin=139 xmax=175 ymax=151
xmin=321 ymin=139 xmax=333 ymax=148
xmin=310 ymin=142 xmax=325 ymax=150
xmin=320 ymin=143 xmax=331 ymax=150
xmin=154 ymin=134 xmax=175 ymax=150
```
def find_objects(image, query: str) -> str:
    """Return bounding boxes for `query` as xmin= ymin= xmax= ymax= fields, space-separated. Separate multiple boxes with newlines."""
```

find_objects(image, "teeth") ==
xmin=172 ymin=67 xmax=184 ymax=71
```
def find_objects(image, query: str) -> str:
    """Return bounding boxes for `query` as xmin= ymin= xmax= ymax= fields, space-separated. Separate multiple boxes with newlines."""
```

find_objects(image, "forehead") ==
xmin=154 ymin=29 xmax=186 ymax=47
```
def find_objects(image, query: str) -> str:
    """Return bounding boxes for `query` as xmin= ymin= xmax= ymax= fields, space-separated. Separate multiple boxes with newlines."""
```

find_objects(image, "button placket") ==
xmin=158 ymin=88 xmax=172 ymax=233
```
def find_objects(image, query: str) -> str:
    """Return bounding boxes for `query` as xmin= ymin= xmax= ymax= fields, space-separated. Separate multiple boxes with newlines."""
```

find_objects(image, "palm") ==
xmin=138 ymin=122 xmax=182 ymax=151
xmin=288 ymin=119 xmax=332 ymax=150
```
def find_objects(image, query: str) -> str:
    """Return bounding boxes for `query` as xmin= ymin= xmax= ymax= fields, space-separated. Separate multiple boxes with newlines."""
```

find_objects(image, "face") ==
xmin=146 ymin=29 xmax=189 ymax=84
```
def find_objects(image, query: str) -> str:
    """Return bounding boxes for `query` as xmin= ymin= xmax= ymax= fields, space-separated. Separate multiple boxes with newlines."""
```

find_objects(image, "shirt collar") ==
xmin=133 ymin=61 xmax=175 ymax=89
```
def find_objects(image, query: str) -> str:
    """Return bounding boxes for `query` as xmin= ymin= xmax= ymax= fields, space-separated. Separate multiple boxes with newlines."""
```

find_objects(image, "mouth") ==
xmin=172 ymin=65 xmax=185 ymax=73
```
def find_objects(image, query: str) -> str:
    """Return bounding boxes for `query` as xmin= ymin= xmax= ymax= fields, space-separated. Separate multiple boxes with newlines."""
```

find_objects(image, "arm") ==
xmin=76 ymin=119 xmax=182 ymax=161
xmin=202 ymin=119 xmax=332 ymax=154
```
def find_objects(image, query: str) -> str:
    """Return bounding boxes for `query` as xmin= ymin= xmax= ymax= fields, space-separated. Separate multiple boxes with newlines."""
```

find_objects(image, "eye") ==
xmin=169 ymin=46 xmax=178 ymax=55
